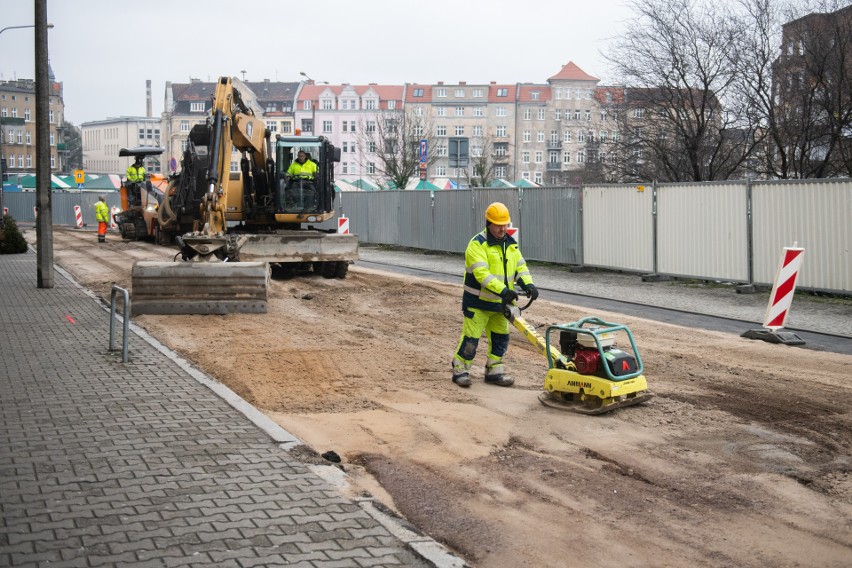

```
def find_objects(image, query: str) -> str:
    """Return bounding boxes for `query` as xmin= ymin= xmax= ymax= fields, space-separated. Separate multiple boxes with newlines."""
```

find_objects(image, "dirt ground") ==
xmin=34 ymin=226 xmax=852 ymax=568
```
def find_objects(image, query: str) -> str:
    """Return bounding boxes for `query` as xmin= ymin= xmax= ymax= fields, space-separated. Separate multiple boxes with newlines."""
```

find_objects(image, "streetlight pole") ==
xmin=299 ymin=71 xmax=315 ymax=134
xmin=0 ymin=22 xmax=53 ymax=229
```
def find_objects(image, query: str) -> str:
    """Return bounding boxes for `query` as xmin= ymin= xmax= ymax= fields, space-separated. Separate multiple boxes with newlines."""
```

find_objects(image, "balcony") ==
xmin=546 ymin=140 xmax=562 ymax=150
xmin=546 ymin=162 xmax=562 ymax=171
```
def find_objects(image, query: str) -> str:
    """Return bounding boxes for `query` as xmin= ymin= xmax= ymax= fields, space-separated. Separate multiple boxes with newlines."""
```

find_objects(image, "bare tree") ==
xmin=732 ymin=0 xmax=852 ymax=178
xmin=603 ymin=0 xmax=757 ymax=182
xmin=356 ymin=107 xmax=439 ymax=189
xmin=463 ymin=132 xmax=500 ymax=187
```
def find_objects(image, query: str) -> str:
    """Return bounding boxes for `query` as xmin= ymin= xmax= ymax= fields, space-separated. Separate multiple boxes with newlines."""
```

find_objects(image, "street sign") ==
xmin=170 ymin=157 xmax=178 ymax=172
xmin=74 ymin=169 xmax=85 ymax=184
xmin=419 ymin=164 xmax=427 ymax=180
xmin=419 ymin=139 xmax=428 ymax=163
xmin=448 ymin=137 xmax=469 ymax=167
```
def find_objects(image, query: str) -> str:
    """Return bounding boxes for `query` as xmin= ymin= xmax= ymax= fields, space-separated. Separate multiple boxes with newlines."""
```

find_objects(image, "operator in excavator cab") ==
xmin=283 ymin=150 xmax=318 ymax=209
xmin=450 ymin=202 xmax=538 ymax=389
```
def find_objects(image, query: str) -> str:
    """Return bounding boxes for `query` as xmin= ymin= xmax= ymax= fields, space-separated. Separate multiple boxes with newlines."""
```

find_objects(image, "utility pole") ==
xmin=35 ymin=0 xmax=53 ymax=288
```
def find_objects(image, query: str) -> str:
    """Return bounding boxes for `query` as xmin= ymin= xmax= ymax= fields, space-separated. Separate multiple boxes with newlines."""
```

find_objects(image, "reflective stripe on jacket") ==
xmin=94 ymin=201 xmax=109 ymax=223
xmin=461 ymin=229 xmax=533 ymax=312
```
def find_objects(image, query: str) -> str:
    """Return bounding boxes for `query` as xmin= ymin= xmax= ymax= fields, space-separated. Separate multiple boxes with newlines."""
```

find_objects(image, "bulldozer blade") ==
xmin=538 ymin=390 xmax=654 ymax=415
xmin=131 ymin=261 xmax=269 ymax=315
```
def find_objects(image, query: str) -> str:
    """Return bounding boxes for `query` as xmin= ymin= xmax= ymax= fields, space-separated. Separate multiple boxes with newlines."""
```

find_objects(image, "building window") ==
xmin=368 ymin=141 xmax=377 ymax=152
xmin=563 ymin=152 xmax=571 ymax=164
xmin=454 ymin=125 xmax=464 ymax=136
xmin=455 ymin=88 xmax=465 ymax=97
xmin=181 ymin=140 xmax=189 ymax=151
xmin=342 ymin=142 xmax=348 ymax=153
xmin=413 ymin=88 xmax=424 ymax=97
xmin=555 ymin=109 xmax=562 ymax=121
xmin=323 ymin=120 xmax=333 ymax=133
xmin=50 ymin=155 xmax=55 ymax=168
xmin=496 ymin=88 xmax=508 ymax=97
xmin=538 ymin=109 xmax=546 ymax=120
xmin=266 ymin=121 xmax=278 ymax=133
xmin=437 ymin=107 xmax=446 ymax=117
xmin=303 ymin=100 xmax=312 ymax=110
xmin=17 ymin=132 xmax=22 ymax=144
xmin=472 ymin=88 xmax=483 ymax=97
xmin=437 ymin=125 xmax=447 ymax=136
xmin=0 ymin=107 xmax=6 ymax=117
xmin=367 ymin=120 xmax=376 ymax=133
xmin=495 ymin=144 xmax=507 ymax=157
xmin=632 ymin=108 xmax=644 ymax=118
xmin=365 ymin=99 xmax=376 ymax=110
xmin=323 ymin=99 xmax=334 ymax=110
xmin=190 ymin=102 xmax=205 ymax=112
xmin=25 ymin=109 xmax=31 ymax=121
xmin=349 ymin=121 xmax=356 ymax=132
xmin=180 ymin=120 xmax=190 ymax=132
xmin=301 ymin=118 xmax=313 ymax=132
xmin=388 ymin=100 xmax=396 ymax=109
xmin=574 ymin=109 xmax=581 ymax=120
xmin=523 ymin=130 xmax=531 ymax=142
xmin=437 ymin=145 xmax=447 ymax=156
xmin=26 ymin=131 xmax=31 ymax=145
xmin=342 ymin=162 xmax=348 ymax=174
xmin=531 ymin=91 xmax=540 ymax=101
xmin=496 ymin=126 xmax=506 ymax=137
xmin=535 ymin=151 xmax=543 ymax=163
xmin=26 ymin=154 xmax=32 ymax=168
xmin=473 ymin=125 xmax=483 ymax=137
xmin=496 ymin=106 xmax=507 ymax=117
xmin=578 ymin=130 xmax=585 ymax=142
xmin=577 ymin=150 xmax=585 ymax=163
xmin=585 ymin=110 xmax=591 ymax=121
xmin=436 ymin=165 xmax=447 ymax=176
xmin=524 ymin=108 xmax=531 ymax=120
xmin=522 ymin=151 xmax=530 ymax=163
xmin=473 ymin=107 xmax=484 ymax=117
xmin=564 ymin=130 xmax=572 ymax=143
xmin=436 ymin=88 xmax=447 ymax=97
xmin=455 ymin=107 xmax=464 ymax=117
xmin=282 ymin=122 xmax=291 ymax=133
xmin=367 ymin=162 xmax=376 ymax=174
xmin=588 ymin=130 xmax=595 ymax=143
xmin=495 ymin=166 xmax=506 ymax=177
xmin=230 ymin=160 xmax=239 ymax=173
xmin=414 ymin=106 xmax=423 ymax=116
xmin=534 ymin=172 xmax=543 ymax=183
xmin=537 ymin=131 xmax=545 ymax=142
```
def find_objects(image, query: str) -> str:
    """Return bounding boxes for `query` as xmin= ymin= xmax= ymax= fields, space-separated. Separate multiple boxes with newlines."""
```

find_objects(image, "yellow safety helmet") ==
xmin=485 ymin=202 xmax=511 ymax=225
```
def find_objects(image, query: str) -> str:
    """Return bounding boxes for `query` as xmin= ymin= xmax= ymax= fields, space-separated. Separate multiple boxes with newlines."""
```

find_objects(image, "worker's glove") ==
xmin=500 ymin=288 xmax=519 ymax=304
xmin=526 ymin=284 xmax=539 ymax=301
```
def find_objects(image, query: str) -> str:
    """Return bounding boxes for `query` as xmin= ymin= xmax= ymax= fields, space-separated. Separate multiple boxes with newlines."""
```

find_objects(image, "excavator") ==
xmin=114 ymin=147 xmax=170 ymax=244
xmin=131 ymin=76 xmax=359 ymax=315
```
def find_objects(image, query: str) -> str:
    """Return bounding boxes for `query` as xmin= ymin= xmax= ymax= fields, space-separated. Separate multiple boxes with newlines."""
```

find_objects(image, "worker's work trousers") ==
xmin=97 ymin=221 xmax=107 ymax=242
xmin=451 ymin=307 xmax=510 ymax=375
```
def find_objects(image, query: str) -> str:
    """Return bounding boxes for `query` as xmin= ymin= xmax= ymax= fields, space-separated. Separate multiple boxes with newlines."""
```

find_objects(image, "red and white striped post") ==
xmin=507 ymin=222 xmax=519 ymax=243
xmin=337 ymin=214 xmax=350 ymax=235
xmin=742 ymin=243 xmax=806 ymax=345
xmin=73 ymin=205 xmax=84 ymax=228
xmin=110 ymin=207 xmax=119 ymax=229
xmin=2 ymin=207 xmax=8 ymax=216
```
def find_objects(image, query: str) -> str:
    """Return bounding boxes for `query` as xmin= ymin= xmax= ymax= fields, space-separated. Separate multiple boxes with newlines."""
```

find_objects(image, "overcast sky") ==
xmin=0 ymin=0 xmax=634 ymax=125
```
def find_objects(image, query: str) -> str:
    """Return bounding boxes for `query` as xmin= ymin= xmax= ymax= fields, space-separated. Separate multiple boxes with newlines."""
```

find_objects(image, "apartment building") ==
xmin=161 ymin=78 xmax=298 ymax=175
xmin=80 ymin=116 xmax=161 ymax=175
xmin=295 ymin=82 xmax=405 ymax=178
xmin=0 ymin=70 xmax=66 ymax=177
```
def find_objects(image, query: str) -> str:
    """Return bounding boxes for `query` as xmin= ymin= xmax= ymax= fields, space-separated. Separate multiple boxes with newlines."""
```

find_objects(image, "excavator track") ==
xmin=131 ymin=261 xmax=269 ymax=315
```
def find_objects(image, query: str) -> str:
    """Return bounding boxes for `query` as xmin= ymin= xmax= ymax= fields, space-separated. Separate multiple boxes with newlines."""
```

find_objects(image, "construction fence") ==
xmin=3 ymin=178 xmax=850 ymax=294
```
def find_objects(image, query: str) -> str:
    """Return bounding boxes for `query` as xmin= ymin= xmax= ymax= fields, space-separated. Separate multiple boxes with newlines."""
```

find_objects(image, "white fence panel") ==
xmin=582 ymin=184 xmax=653 ymax=272
xmin=657 ymin=183 xmax=749 ymax=281
xmin=752 ymin=179 xmax=851 ymax=293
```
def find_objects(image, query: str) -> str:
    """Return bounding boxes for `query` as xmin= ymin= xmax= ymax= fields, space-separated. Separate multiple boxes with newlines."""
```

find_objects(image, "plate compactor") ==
xmin=505 ymin=294 xmax=654 ymax=415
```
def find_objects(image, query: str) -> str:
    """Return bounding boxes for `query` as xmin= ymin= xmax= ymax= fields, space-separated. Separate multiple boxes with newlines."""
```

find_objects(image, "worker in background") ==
xmin=126 ymin=157 xmax=146 ymax=206
xmin=94 ymin=196 xmax=109 ymax=243
xmin=450 ymin=202 xmax=538 ymax=388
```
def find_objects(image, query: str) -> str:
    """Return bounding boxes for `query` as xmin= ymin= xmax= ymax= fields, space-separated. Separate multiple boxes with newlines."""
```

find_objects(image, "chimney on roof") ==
xmin=459 ymin=81 xmax=466 ymax=86
xmin=490 ymin=81 xmax=496 ymax=85
xmin=437 ymin=81 xmax=444 ymax=85
xmin=146 ymin=79 xmax=152 ymax=118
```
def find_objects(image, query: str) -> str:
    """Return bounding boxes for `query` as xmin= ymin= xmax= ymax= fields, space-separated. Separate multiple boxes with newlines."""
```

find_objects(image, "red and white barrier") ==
xmin=73 ymin=205 xmax=84 ymax=228
xmin=2 ymin=207 xmax=8 ymax=216
xmin=110 ymin=207 xmax=119 ymax=229
xmin=507 ymin=223 xmax=519 ymax=242
xmin=763 ymin=244 xmax=805 ymax=330
xmin=337 ymin=214 xmax=350 ymax=235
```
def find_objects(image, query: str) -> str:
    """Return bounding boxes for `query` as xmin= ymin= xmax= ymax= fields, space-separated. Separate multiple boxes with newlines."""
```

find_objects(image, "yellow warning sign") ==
xmin=74 ymin=169 xmax=85 ymax=184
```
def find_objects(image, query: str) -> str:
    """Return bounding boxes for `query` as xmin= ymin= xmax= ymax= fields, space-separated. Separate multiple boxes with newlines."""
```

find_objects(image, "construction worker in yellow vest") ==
xmin=125 ymin=157 xmax=146 ymax=206
xmin=450 ymin=202 xmax=538 ymax=388
xmin=94 ymin=196 xmax=109 ymax=243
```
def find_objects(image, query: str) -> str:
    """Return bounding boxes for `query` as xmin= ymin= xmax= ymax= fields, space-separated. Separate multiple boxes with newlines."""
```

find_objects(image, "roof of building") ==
xmin=548 ymin=61 xmax=599 ymax=82
xmin=516 ymin=84 xmax=551 ymax=103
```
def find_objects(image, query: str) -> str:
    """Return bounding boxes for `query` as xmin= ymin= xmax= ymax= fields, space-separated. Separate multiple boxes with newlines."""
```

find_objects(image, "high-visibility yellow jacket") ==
xmin=94 ymin=200 xmax=109 ymax=223
xmin=286 ymin=160 xmax=317 ymax=179
xmin=126 ymin=165 xmax=146 ymax=183
xmin=462 ymin=229 xmax=533 ymax=312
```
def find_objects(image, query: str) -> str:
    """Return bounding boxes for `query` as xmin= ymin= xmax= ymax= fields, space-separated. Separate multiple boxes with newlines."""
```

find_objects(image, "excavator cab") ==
xmin=274 ymin=135 xmax=340 ymax=224
xmin=115 ymin=146 xmax=167 ymax=241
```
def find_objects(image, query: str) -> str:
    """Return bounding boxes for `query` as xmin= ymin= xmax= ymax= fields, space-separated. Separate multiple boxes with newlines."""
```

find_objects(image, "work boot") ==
xmin=452 ymin=372 xmax=472 ymax=387
xmin=484 ymin=363 xmax=514 ymax=387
